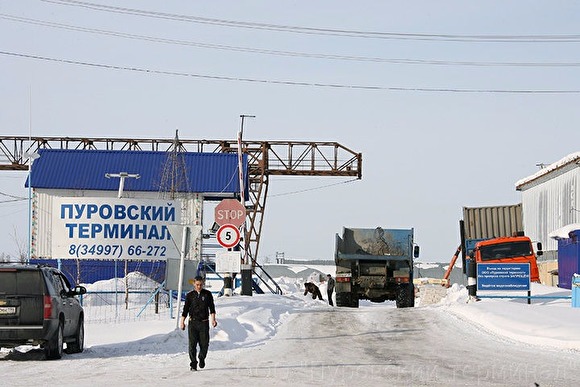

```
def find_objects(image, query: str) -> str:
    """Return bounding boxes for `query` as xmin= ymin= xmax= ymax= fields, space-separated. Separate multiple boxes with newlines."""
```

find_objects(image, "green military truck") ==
xmin=334 ymin=227 xmax=419 ymax=308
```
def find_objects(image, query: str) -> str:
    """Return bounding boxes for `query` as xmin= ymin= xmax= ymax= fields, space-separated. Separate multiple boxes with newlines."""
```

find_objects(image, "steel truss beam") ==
xmin=0 ymin=136 xmax=362 ymax=264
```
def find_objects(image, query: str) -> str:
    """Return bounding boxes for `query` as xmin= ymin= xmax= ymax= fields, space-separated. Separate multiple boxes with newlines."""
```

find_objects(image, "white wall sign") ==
xmin=51 ymin=197 xmax=181 ymax=260
xmin=215 ymin=250 xmax=242 ymax=273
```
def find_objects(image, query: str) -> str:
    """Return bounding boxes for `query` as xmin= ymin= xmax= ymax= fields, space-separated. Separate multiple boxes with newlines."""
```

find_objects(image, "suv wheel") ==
xmin=45 ymin=321 xmax=64 ymax=360
xmin=65 ymin=317 xmax=84 ymax=354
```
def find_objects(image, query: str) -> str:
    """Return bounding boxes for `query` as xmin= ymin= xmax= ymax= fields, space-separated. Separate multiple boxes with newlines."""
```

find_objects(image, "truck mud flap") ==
xmin=395 ymin=283 xmax=415 ymax=308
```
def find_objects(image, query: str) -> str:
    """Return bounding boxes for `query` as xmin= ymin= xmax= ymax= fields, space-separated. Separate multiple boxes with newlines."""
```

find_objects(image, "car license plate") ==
xmin=0 ymin=306 xmax=16 ymax=315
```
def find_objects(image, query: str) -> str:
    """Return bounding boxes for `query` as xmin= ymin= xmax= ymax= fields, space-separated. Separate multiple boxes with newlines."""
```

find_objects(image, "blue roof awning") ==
xmin=27 ymin=149 xmax=248 ymax=199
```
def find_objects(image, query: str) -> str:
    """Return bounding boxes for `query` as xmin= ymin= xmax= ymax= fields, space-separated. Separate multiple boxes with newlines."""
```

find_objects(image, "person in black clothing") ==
xmin=326 ymin=274 xmax=335 ymax=306
xmin=180 ymin=276 xmax=217 ymax=371
xmin=303 ymin=282 xmax=323 ymax=300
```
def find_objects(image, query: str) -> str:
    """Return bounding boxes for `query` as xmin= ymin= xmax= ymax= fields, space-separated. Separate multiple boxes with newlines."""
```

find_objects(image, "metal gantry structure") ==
xmin=0 ymin=135 xmax=362 ymax=268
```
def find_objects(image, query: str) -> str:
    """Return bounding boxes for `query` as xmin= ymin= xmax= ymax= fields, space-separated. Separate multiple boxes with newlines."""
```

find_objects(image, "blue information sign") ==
xmin=477 ymin=263 xmax=531 ymax=291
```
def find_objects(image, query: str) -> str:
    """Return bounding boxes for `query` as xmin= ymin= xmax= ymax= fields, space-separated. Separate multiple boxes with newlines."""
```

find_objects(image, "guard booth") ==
xmin=552 ymin=227 xmax=580 ymax=289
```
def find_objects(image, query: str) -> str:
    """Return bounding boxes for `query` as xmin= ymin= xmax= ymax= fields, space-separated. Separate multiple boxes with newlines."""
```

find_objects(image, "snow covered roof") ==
xmin=548 ymin=223 xmax=580 ymax=240
xmin=515 ymin=152 xmax=580 ymax=190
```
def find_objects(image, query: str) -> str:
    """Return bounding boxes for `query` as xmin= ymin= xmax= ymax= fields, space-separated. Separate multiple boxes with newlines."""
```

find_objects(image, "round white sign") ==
xmin=216 ymin=224 xmax=241 ymax=248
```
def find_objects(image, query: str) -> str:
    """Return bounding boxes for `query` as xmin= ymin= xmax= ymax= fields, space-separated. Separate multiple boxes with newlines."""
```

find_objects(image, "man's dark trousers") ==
xmin=188 ymin=319 xmax=210 ymax=368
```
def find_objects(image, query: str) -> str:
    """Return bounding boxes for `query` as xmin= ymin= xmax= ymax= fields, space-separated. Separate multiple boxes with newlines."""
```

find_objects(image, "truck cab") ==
xmin=471 ymin=235 xmax=542 ymax=282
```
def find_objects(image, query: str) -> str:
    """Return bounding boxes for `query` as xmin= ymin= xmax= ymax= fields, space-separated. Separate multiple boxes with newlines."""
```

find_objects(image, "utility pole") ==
xmin=238 ymin=114 xmax=255 ymax=296
xmin=238 ymin=115 xmax=255 ymax=209
xmin=104 ymin=171 xmax=140 ymax=320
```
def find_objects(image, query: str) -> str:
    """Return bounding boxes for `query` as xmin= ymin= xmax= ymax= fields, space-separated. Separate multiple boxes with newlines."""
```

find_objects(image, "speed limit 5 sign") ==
xmin=216 ymin=224 xmax=241 ymax=248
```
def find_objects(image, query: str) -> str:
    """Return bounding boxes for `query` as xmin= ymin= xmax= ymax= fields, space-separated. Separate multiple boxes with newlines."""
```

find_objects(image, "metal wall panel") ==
xmin=521 ymin=169 xmax=579 ymax=252
xmin=462 ymin=204 xmax=523 ymax=240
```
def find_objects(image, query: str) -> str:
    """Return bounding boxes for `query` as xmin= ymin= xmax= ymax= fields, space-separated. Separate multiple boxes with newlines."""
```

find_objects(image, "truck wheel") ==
xmin=396 ymin=283 xmax=415 ymax=308
xmin=45 ymin=320 xmax=64 ymax=360
xmin=336 ymin=292 xmax=359 ymax=308
xmin=65 ymin=317 xmax=84 ymax=354
xmin=349 ymin=295 xmax=359 ymax=308
xmin=335 ymin=292 xmax=349 ymax=307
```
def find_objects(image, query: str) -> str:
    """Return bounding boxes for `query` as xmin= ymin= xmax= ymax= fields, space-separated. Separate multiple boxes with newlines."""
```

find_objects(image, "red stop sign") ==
xmin=214 ymin=199 xmax=246 ymax=228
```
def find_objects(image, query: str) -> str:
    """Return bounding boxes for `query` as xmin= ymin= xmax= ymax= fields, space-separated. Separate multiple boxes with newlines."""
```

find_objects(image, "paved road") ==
xmin=2 ymin=304 xmax=577 ymax=386
xmin=224 ymin=304 xmax=578 ymax=386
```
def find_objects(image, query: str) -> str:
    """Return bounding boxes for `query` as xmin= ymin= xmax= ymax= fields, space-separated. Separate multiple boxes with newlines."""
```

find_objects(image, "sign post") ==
xmin=175 ymin=226 xmax=190 ymax=329
xmin=215 ymin=199 xmax=252 ymax=295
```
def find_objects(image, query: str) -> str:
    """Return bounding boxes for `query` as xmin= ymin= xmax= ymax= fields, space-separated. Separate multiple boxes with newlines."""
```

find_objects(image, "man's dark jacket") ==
xmin=182 ymin=289 xmax=216 ymax=321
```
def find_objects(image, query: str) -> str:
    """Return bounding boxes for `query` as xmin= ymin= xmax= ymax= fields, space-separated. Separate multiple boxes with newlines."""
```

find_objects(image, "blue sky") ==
xmin=1 ymin=1 xmax=579 ymax=262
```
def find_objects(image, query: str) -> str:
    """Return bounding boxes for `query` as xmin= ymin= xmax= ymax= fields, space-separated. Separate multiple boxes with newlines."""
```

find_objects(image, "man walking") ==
xmin=326 ymin=274 xmax=335 ymax=306
xmin=180 ymin=276 xmax=217 ymax=371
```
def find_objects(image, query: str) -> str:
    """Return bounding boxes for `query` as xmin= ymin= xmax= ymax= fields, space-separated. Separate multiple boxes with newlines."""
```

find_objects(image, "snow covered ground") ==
xmin=440 ymin=282 xmax=580 ymax=350
xmin=2 ymin=272 xmax=580 ymax=386
xmin=77 ymin=280 xmax=577 ymax=353
xmin=76 ymin=280 xmax=580 ymax=353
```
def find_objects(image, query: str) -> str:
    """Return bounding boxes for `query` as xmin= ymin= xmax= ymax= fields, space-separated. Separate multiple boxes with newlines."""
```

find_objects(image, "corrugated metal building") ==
xmin=516 ymin=152 xmax=580 ymax=258
xmin=27 ymin=149 xmax=248 ymax=259
xmin=463 ymin=204 xmax=523 ymax=240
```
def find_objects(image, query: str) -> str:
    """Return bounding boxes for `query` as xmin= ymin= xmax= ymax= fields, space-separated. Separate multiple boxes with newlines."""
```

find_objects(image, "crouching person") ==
xmin=303 ymin=282 xmax=323 ymax=300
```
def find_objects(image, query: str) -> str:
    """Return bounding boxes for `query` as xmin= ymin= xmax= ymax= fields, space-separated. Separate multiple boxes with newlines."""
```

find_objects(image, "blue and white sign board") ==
xmin=52 ymin=197 xmax=181 ymax=260
xmin=477 ymin=263 xmax=531 ymax=291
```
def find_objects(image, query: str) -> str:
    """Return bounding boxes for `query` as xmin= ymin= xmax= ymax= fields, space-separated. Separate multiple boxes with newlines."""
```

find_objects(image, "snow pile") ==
xmin=431 ymin=282 xmax=580 ymax=350
xmin=81 ymin=283 xmax=330 ymax=354
xmin=82 ymin=272 xmax=165 ymax=306
xmin=211 ymin=294 xmax=304 ymax=349
xmin=264 ymin=276 xmax=305 ymax=295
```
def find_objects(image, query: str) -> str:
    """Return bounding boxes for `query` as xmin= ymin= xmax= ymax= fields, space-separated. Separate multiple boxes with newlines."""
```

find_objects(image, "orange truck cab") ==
xmin=471 ymin=235 xmax=542 ymax=283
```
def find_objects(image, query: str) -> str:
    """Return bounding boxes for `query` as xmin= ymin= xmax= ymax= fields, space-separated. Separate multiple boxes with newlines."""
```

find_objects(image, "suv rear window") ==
xmin=0 ymin=270 xmax=44 ymax=295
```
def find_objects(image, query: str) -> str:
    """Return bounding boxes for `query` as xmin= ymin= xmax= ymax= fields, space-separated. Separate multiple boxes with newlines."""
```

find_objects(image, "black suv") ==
xmin=0 ymin=263 xmax=86 ymax=360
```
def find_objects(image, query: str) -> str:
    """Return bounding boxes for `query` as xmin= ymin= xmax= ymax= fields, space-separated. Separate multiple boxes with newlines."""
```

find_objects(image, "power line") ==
xmin=0 ymin=191 xmax=26 ymax=200
xmin=270 ymin=178 xmax=360 ymax=198
xmin=3 ymin=50 xmax=580 ymax=94
xmin=42 ymin=0 xmax=580 ymax=43
xmin=0 ymin=199 xmax=27 ymax=204
xmin=0 ymin=190 xmax=27 ymax=204
xmin=3 ymin=14 xmax=580 ymax=68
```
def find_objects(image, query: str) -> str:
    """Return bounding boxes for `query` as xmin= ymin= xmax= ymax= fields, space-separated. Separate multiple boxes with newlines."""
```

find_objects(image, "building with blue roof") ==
xmin=28 ymin=149 xmax=248 ymax=260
